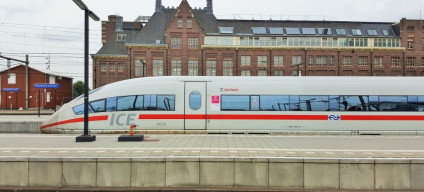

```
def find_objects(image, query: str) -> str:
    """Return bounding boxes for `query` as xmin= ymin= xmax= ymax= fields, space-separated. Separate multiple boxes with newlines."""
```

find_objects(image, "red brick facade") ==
xmin=92 ymin=1 xmax=424 ymax=89
xmin=0 ymin=65 xmax=73 ymax=109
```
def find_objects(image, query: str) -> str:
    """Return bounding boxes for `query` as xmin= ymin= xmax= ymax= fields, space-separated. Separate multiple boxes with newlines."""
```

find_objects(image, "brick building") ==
xmin=92 ymin=0 xmax=424 ymax=89
xmin=0 ymin=65 xmax=73 ymax=109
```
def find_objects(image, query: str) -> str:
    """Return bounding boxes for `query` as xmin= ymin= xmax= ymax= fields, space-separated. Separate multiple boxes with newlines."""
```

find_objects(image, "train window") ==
xmin=189 ymin=92 xmax=201 ymax=110
xmin=90 ymin=99 xmax=106 ymax=112
xmin=260 ymin=95 xmax=289 ymax=111
xmin=408 ymin=96 xmax=418 ymax=111
xmin=144 ymin=95 xmax=157 ymax=110
xmin=369 ymin=96 xmax=379 ymax=111
xmin=379 ymin=96 xmax=408 ymax=111
xmin=72 ymin=104 xmax=93 ymax=115
xmin=300 ymin=96 xmax=329 ymax=111
xmin=221 ymin=95 xmax=250 ymax=111
xmin=134 ymin=96 xmax=144 ymax=110
xmin=250 ymin=96 xmax=260 ymax=111
xmin=157 ymin=95 xmax=175 ymax=111
xmin=329 ymin=96 xmax=340 ymax=111
xmin=106 ymin=97 xmax=117 ymax=112
xmin=117 ymin=96 xmax=136 ymax=111
xmin=419 ymin=96 xmax=424 ymax=112
xmin=340 ymin=96 xmax=369 ymax=111
xmin=289 ymin=96 xmax=300 ymax=111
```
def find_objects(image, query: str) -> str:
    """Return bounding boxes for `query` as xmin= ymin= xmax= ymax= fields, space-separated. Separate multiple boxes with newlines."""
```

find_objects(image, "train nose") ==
xmin=40 ymin=112 xmax=58 ymax=134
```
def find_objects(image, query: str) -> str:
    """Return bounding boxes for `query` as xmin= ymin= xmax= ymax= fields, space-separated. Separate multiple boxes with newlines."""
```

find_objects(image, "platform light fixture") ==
xmin=73 ymin=0 xmax=99 ymax=142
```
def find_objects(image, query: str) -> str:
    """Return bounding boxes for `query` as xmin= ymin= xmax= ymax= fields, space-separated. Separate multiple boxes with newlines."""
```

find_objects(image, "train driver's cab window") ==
xmin=106 ymin=97 xmax=117 ymax=112
xmin=144 ymin=95 xmax=157 ymax=110
xmin=117 ymin=96 xmax=136 ymax=111
xmin=72 ymin=104 xmax=93 ymax=115
xmin=189 ymin=91 xmax=201 ymax=110
xmin=90 ymin=99 xmax=106 ymax=112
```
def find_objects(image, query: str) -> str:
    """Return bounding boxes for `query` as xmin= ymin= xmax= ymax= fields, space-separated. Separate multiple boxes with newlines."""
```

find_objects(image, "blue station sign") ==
xmin=3 ymin=88 xmax=20 ymax=92
xmin=34 ymin=84 xmax=60 ymax=89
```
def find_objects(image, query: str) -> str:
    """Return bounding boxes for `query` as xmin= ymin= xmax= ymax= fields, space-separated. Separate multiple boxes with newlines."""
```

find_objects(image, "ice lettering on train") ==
xmin=110 ymin=113 xmax=137 ymax=126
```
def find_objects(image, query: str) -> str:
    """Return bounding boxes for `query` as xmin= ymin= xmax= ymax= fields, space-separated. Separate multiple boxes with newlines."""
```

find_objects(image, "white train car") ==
xmin=41 ymin=76 xmax=424 ymax=134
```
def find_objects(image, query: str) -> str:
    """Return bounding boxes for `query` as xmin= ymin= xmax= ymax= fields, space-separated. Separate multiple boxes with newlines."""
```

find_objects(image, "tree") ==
xmin=72 ymin=81 xmax=86 ymax=98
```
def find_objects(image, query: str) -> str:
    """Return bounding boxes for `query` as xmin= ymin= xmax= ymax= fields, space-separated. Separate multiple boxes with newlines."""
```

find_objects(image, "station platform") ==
xmin=0 ymin=133 xmax=424 ymax=191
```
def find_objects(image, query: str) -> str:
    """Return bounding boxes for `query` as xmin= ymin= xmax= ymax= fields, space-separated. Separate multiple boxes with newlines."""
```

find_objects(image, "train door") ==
xmin=184 ymin=82 xmax=207 ymax=130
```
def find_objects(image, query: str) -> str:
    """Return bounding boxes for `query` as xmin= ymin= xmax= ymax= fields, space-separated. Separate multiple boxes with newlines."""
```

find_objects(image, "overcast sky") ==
xmin=0 ymin=0 xmax=422 ymax=88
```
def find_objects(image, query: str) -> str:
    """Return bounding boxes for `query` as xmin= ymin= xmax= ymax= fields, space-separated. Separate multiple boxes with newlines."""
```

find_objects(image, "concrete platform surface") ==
xmin=0 ymin=134 xmax=423 ymax=158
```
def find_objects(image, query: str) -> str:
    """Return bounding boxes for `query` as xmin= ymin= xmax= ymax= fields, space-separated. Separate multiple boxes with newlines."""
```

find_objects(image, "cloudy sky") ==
xmin=0 ymin=0 xmax=422 ymax=88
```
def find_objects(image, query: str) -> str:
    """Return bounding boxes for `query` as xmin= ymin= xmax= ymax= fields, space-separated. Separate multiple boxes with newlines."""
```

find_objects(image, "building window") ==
xmin=374 ymin=57 xmax=383 ymax=67
xmin=292 ymin=56 xmax=302 ymax=65
xmin=257 ymin=70 xmax=267 ymax=76
xmin=177 ymin=18 xmax=183 ymax=28
xmin=223 ymin=60 xmax=233 ymax=76
xmin=406 ymin=57 xmax=416 ymax=67
xmin=391 ymin=57 xmax=400 ymax=67
xmin=308 ymin=56 xmax=314 ymax=66
xmin=101 ymin=63 xmax=108 ymax=72
xmin=135 ymin=60 xmax=145 ymax=77
xmin=316 ymin=56 xmax=327 ymax=66
xmin=407 ymin=26 xmax=414 ymax=32
xmin=188 ymin=59 xmax=198 ymax=76
xmin=343 ymin=56 xmax=352 ymax=66
xmin=408 ymin=38 xmax=414 ymax=49
xmin=206 ymin=60 xmax=216 ymax=76
xmin=109 ymin=64 xmax=115 ymax=72
xmin=329 ymin=56 xmax=335 ymax=66
xmin=8 ymin=73 xmax=16 ymax=84
xmin=422 ymin=57 xmax=424 ymax=66
xmin=117 ymin=64 xmax=124 ymax=72
xmin=422 ymin=39 xmax=424 ymax=49
xmin=273 ymin=70 xmax=284 ymax=76
xmin=359 ymin=56 xmax=368 ymax=66
xmin=171 ymin=37 xmax=181 ymax=49
xmin=241 ymin=56 xmax=251 ymax=66
xmin=116 ymin=34 xmax=127 ymax=42
xmin=187 ymin=18 xmax=192 ymax=28
xmin=153 ymin=59 xmax=163 ymax=76
xmin=273 ymin=56 xmax=284 ymax=66
xmin=257 ymin=56 xmax=267 ymax=67
xmin=171 ymin=59 xmax=182 ymax=76
xmin=241 ymin=70 xmax=251 ymax=76
xmin=188 ymin=38 xmax=198 ymax=49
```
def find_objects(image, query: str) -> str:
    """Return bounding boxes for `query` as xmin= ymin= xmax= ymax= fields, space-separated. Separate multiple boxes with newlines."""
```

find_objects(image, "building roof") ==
xmin=94 ymin=1 xmax=401 ymax=56
xmin=0 ymin=64 xmax=73 ymax=79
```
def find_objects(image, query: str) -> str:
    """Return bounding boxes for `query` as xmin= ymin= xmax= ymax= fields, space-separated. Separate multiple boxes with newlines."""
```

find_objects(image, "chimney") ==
xmin=155 ymin=0 xmax=162 ymax=12
xmin=116 ymin=16 xmax=123 ymax=32
xmin=206 ymin=0 xmax=213 ymax=14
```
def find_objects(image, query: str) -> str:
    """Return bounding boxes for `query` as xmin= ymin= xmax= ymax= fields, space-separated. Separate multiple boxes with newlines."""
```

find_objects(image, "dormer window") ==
xmin=117 ymin=34 xmax=127 ymax=42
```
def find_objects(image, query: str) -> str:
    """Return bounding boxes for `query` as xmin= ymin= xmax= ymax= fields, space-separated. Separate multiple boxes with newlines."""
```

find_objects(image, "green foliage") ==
xmin=72 ymin=81 xmax=86 ymax=98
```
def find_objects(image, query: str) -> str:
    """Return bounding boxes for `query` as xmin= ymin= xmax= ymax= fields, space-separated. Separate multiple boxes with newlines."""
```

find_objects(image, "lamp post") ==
xmin=74 ymin=0 xmax=99 ymax=142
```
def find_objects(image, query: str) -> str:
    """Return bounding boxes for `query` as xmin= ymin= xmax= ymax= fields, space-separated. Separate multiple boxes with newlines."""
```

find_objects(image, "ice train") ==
xmin=41 ymin=76 xmax=424 ymax=134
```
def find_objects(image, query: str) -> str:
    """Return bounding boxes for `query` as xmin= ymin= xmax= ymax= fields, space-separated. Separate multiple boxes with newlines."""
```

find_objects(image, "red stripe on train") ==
xmin=40 ymin=115 xmax=109 ymax=129
xmin=138 ymin=114 xmax=329 ymax=120
xmin=341 ymin=115 xmax=424 ymax=121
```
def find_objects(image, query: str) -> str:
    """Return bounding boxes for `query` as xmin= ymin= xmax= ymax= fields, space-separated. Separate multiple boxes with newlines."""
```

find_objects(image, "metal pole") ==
xmin=38 ymin=89 xmax=40 ymax=117
xmin=83 ymin=9 xmax=89 ymax=136
xmin=54 ymin=89 xmax=57 ymax=112
xmin=25 ymin=55 xmax=29 ymax=109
